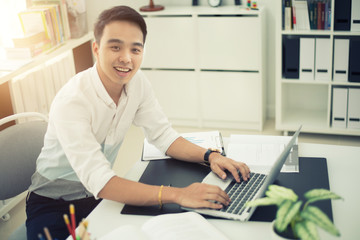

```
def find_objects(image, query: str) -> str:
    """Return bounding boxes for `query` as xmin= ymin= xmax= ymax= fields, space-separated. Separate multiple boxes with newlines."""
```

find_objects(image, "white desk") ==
xmin=85 ymin=143 xmax=360 ymax=239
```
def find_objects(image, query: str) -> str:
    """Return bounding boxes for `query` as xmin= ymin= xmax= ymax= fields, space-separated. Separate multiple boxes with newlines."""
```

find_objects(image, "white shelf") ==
xmin=276 ymin=1 xmax=360 ymax=136
xmin=0 ymin=32 xmax=94 ymax=85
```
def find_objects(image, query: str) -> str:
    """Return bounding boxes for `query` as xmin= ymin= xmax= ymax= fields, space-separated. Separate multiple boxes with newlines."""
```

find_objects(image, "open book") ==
xmin=99 ymin=212 xmax=229 ymax=240
xmin=142 ymin=131 xmax=224 ymax=161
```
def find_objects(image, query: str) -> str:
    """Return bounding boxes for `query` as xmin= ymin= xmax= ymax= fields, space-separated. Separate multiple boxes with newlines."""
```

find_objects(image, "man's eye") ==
xmin=132 ymin=48 xmax=141 ymax=53
xmin=111 ymin=46 xmax=120 ymax=51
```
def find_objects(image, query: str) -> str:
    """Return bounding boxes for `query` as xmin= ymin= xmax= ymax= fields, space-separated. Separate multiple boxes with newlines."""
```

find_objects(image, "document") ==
xmin=227 ymin=134 xmax=299 ymax=173
xmin=142 ymin=131 xmax=224 ymax=161
xmin=99 ymin=212 xmax=229 ymax=240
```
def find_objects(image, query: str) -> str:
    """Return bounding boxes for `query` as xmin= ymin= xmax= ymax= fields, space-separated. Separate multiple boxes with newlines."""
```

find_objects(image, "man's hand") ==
xmin=175 ymin=183 xmax=230 ymax=209
xmin=209 ymin=153 xmax=250 ymax=183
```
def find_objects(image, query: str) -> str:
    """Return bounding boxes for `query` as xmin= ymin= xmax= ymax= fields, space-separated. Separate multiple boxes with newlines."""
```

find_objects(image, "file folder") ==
xmin=299 ymin=38 xmax=315 ymax=81
xmin=349 ymin=37 xmax=360 ymax=82
xmin=334 ymin=0 xmax=351 ymax=31
xmin=347 ymin=88 xmax=360 ymax=129
xmin=315 ymin=38 xmax=331 ymax=81
xmin=351 ymin=0 xmax=360 ymax=31
xmin=333 ymin=38 xmax=350 ymax=82
xmin=332 ymin=88 xmax=348 ymax=128
xmin=283 ymin=36 xmax=300 ymax=79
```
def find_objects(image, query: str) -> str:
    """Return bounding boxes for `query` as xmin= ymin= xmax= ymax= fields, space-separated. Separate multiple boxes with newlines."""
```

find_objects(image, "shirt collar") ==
xmin=90 ymin=63 xmax=130 ymax=107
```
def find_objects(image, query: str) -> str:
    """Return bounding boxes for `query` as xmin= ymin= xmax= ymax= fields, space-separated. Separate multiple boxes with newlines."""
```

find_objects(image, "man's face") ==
xmin=93 ymin=20 xmax=144 ymax=88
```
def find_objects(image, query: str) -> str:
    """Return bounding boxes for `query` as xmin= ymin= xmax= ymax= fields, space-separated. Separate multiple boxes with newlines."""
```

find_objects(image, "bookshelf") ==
xmin=0 ymin=31 xmax=94 ymax=126
xmin=275 ymin=0 xmax=360 ymax=136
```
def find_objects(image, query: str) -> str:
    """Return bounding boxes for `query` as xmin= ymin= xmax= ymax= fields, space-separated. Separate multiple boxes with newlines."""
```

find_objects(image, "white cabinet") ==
xmin=142 ymin=6 xmax=265 ymax=130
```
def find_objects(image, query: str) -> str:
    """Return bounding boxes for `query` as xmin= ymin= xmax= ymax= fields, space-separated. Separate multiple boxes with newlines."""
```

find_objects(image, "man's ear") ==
xmin=92 ymin=41 xmax=99 ymax=59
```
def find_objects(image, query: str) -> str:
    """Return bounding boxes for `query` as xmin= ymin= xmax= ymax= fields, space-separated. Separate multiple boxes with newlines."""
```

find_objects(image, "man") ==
xmin=26 ymin=6 xmax=250 ymax=240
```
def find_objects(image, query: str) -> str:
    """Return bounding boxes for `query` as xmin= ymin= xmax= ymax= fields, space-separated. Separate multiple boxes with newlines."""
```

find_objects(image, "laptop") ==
xmin=182 ymin=125 xmax=302 ymax=221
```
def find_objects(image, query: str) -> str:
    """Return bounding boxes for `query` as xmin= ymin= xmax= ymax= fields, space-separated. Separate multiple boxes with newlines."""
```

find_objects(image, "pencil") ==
xmin=69 ymin=204 xmax=76 ymax=239
xmin=63 ymin=214 xmax=75 ymax=240
xmin=43 ymin=227 xmax=53 ymax=240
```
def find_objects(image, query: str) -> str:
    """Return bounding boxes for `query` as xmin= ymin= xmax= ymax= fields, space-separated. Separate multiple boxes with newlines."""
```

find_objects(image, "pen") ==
xmin=69 ymin=204 xmax=76 ymax=240
xmin=219 ymin=132 xmax=226 ymax=156
xmin=38 ymin=233 xmax=45 ymax=240
xmin=63 ymin=214 xmax=75 ymax=240
xmin=43 ymin=227 xmax=53 ymax=240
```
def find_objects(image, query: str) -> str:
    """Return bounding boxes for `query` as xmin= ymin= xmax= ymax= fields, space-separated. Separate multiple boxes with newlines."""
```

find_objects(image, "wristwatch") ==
xmin=204 ymin=148 xmax=221 ymax=166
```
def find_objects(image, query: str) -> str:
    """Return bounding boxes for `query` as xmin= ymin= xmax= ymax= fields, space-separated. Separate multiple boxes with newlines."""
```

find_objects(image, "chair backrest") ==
xmin=0 ymin=112 xmax=48 ymax=200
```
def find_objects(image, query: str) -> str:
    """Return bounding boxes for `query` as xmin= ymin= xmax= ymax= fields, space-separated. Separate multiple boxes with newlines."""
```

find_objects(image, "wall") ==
xmin=86 ymin=0 xmax=278 ymax=119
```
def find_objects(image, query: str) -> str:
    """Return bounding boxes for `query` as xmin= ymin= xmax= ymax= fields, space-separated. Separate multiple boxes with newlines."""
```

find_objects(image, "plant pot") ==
xmin=271 ymin=220 xmax=299 ymax=240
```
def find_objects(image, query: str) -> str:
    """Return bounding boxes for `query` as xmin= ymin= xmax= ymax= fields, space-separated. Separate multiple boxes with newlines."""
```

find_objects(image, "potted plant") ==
xmin=246 ymin=184 xmax=343 ymax=240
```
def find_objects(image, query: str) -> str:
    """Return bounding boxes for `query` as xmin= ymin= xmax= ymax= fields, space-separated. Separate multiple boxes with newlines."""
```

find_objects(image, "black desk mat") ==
xmin=121 ymin=157 xmax=332 ymax=222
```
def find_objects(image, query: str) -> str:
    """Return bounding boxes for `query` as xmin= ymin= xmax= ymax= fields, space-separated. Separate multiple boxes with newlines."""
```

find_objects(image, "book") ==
xmin=99 ymin=212 xmax=229 ymax=240
xmin=18 ymin=8 xmax=57 ymax=47
xmin=31 ymin=0 xmax=71 ymax=40
xmin=284 ymin=0 xmax=292 ymax=30
xmin=142 ymin=131 xmax=225 ymax=161
xmin=293 ymin=0 xmax=310 ymax=30
xmin=227 ymin=134 xmax=299 ymax=173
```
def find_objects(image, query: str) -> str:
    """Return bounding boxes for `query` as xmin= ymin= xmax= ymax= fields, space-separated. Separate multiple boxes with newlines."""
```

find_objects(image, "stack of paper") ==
xmin=227 ymin=134 xmax=299 ymax=173
xmin=142 ymin=131 xmax=224 ymax=161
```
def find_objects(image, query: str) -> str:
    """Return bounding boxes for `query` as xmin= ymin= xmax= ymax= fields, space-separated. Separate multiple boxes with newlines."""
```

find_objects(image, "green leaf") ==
xmin=275 ymin=200 xmax=302 ymax=232
xmin=246 ymin=197 xmax=281 ymax=207
xmin=304 ymin=189 xmax=342 ymax=204
xmin=295 ymin=220 xmax=320 ymax=240
xmin=301 ymin=206 xmax=341 ymax=236
xmin=266 ymin=185 xmax=298 ymax=202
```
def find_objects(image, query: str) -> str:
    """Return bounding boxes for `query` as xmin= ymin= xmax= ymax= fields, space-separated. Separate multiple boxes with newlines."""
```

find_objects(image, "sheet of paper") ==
xmin=142 ymin=212 xmax=229 ymax=240
xmin=142 ymin=131 xmax=224 ymax=161
xmin=227 ymin=134 xmax=298 ymax=173
xmin=99 ymin=212 xmax=228 ymax=240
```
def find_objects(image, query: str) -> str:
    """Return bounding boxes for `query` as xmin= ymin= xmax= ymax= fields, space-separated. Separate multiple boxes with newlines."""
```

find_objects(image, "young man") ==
xmin=26 ymin=6 xmax=250 ymax=240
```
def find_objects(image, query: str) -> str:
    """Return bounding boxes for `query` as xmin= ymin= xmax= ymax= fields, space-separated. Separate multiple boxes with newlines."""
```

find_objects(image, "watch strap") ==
xmin=204 ymin=148 xmax=221 ymax=166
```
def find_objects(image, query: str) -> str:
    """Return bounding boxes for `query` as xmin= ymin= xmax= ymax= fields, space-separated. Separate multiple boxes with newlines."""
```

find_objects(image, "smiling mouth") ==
xmin=114 ymin=67 xmax=131 ymax=73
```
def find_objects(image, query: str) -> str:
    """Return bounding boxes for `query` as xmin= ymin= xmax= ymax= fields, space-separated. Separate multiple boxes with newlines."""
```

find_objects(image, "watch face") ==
xmin=208 ymin=0 xmax=222 ymax=7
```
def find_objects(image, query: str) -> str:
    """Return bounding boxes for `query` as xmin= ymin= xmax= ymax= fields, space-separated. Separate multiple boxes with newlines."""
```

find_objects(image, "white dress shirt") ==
xmin=29 ymin=64 xmax=179 ymax=200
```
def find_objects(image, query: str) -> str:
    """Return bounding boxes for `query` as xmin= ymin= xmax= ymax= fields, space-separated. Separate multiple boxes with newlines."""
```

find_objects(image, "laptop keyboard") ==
xmin=220 ymin=172 xmax=266 ymax=215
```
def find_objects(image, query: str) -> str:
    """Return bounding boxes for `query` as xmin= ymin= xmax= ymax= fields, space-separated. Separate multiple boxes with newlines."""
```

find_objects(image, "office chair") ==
xmin=0 ymin=112 xmax=48 ymax=240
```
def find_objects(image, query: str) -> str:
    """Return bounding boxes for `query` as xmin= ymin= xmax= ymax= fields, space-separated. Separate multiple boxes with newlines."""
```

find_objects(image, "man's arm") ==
xmin=97 ymin=176 xmax=230 ymax=209
xmin=165 ymin=137 xmax=250 ymax=182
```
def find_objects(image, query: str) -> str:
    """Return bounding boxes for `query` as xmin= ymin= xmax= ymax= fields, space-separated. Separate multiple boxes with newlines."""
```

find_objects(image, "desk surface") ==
xmin=86 ymin=143 xmax=360 ymax=240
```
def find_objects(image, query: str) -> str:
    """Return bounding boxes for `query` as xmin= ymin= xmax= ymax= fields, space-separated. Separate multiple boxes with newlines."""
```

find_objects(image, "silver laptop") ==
xmin=183 ymin=126 xmax=302 ymax=221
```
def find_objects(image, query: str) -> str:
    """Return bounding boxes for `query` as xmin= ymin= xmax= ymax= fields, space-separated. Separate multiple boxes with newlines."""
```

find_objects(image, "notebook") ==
xmin=182 ymin=126 xmax=302 ymax=221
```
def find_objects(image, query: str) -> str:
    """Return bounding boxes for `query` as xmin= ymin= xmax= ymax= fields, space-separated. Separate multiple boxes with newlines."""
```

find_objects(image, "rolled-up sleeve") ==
xmin=132 ymin=73 xmax=179 ymax=154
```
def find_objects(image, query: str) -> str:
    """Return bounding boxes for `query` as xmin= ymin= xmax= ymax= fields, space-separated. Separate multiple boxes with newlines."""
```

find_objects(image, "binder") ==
xmin=347 ymin=88 xmax=360 ymax=129
xmin=332 ymin=88 xmax=348 ymax=128
xmin=315 ymin=38 xmax=331 ymax=81
xmin=349 ymin=37 xmax=360 ymax=82
xmin=283 ymin=36 xmax=300 ymax=79
xmin=299 ymin=38 xmax=315 ymax=80
xmin=351 ymin=0 xmax=360 ymax=31
xmin=333 ymin=39 xmax=350 ymax=82
xmin=334 ymin=0 xmax=351 ymax=31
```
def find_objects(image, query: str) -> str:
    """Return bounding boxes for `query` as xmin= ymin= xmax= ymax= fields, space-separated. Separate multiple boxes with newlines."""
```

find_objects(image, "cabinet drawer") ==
xmin=200 ymin=71 xmax=261 ymax=123
xmin=198 ymin=16 xmax=260 ymax=71
xmin=143 ymin=70 xmax=198 ymax=121
xmin=142 ymin=17 xmax=196 ymax=69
